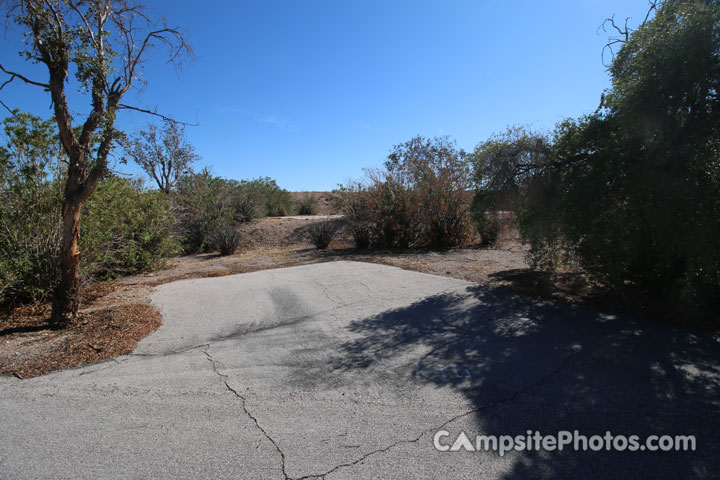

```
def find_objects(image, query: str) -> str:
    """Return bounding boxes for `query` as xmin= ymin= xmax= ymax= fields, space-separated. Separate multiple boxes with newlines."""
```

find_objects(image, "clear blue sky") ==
xmin=0 ymin=0 xmax=653 ymax=191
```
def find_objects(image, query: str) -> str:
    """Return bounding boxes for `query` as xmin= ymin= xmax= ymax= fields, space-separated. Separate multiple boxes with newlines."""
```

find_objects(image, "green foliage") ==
xmin=296 ymin=195 xmax=318 ymax=215
xmin=125 ymin=120 xmax=199 ymax=193
xmin=231 ymin=177 xmax=293 ymax=220
xmin=0 ymin=176 xmax=63 ymax=306
xmin=470 ymin=127 xmax=560 ymax=254
xmin=0 ymin=112 xmax=64 ymax=306
xmin=0 ymin=112 xmax=181 ymax=307
xmin=473 ymin=211 xmax=500 ymax=246
xmin=307 ymin=222 xmax=338 ymax=249
xmin=173 ymin=170 xmax=241 ymax=253
xmin=342 ymin=136 xmax=472 ymax=249
xmin=173 ymin=172 xmax=292 ymax=253
xmin=255 ymin=178 xmax=293 ymax=216
xmin=559 ymin=0 xmax=720 ymax=307
xmin=472 ymin=1 xmax=720 ymax=310
xmin=81 ymin=177 xmax=181 ymax=279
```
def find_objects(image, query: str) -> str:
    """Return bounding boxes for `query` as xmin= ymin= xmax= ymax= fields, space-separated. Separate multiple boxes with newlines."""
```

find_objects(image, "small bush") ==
xmin=351 ymin=223 xmax=371 ymax=249
xmin=0 ymin=174 xmax=181 ymax=306
xmin=209 ymin=225 xmax=241 ymax=256
xmin=174 ymin=172 xmax=296 ymax=252
xmin=264 ymin=188 xmax=293 ymax=216
xmin=296 ymin=195 xmax=318 ymax=215
xmin=0 ymin=112 xmax=64 ymax=306
xmin=0 ymin=180 xmax=63 ymax=306
xmin=308 ymin=222 xmax=338 ymax=249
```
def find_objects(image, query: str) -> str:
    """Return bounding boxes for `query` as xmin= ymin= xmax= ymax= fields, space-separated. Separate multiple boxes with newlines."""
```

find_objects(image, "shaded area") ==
xmin=291 ymin=285 xmax=720 ymax=479
xmin=0 ymin=324 xmax=55 ymax=336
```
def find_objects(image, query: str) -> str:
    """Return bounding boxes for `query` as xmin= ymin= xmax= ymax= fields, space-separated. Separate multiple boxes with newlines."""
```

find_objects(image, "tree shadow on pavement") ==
xmin=291 ymin=284 xmax=720 ymax=479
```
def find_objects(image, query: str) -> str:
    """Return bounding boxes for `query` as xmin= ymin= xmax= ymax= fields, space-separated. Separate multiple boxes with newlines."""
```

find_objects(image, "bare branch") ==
xmin=124 ymin=27 xmax=188 ymax=91
xmin=642 ymin=0 xmax=659 ymax=25
xmin=0 ymin=98 xmax=19 ymax=117
xmin=0 ymin=64 xmax=50 ymax=89
xmin=117 ymin=103 xmax=197 ymax=126
xmin=599 ymin=1 xmax=659 ymax=66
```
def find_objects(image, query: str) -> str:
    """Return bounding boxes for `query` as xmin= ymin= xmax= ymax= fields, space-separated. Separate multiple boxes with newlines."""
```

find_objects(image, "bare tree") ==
xmin=126 ymin=120 xmax=199 ymax=193
xmin=0 ymin=0 xmax=191 ymax=326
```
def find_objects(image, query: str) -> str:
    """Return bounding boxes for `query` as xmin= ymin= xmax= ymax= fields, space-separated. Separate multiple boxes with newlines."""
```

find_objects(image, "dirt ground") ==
xmin=0 ymin=213 xmax=697 ymax=379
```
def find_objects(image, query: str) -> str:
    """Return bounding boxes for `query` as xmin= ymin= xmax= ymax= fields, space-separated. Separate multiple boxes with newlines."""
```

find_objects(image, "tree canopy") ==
xmin=472 ymin=0 xmax=720 ymax=309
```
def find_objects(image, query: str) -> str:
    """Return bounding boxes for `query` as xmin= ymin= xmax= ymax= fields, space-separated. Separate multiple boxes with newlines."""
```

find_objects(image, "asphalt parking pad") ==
xmin=2 ymin=261 xmax=719 ymax=479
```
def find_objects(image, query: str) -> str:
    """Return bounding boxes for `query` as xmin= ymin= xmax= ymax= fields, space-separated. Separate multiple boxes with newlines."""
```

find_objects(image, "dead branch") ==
xmin=0 ymin=64 xmax=50 ymax=89
xmin=117 ymin=103 xmax=197 ymax=126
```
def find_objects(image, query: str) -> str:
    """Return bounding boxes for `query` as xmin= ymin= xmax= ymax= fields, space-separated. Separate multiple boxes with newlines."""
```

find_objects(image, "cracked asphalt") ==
xmin=1 ymin=261 xmax=719 ymax=479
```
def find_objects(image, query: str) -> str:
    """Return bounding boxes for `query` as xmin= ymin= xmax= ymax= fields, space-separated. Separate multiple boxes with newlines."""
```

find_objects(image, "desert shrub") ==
xmin=296 ymin=195 xmax=318 ymax=215
xmin=339 ymin=184 xmax=371 ymax=248
xmin=261 ymin=182 xmax=293 ymax=216
xmin=0 ymin=170 xmax=179 ymax=306
xmin=208 ymin=224 xmax=241 ymax=256
xmin=173 ymin=172 xmax=295 ymax=253
xmin=0 ymin=174 xmax=63 ymax=306
xmin=342 ymin=136 xmax=472 ymax=249
xmin=81 ymin=176 xmax=181 ymax=279
xmin=307 ymin=222 xmax=338 ymax=249
xmin=350 ymin=223 xmax=371 ymax=249
xmin=232 ymin=178 xmax=271 ymax=221
xmin=231 ymin=192 xmax=259 ymax=223
xmin=230 ymin=177 xmax=294 ymax=219
xmin=173 ymin=170 xmax=241 ymax=253
xmin=367 ymin=180 xmax=421 ymax=248
xmin=0 ymin=113 xmax=64 ymax=306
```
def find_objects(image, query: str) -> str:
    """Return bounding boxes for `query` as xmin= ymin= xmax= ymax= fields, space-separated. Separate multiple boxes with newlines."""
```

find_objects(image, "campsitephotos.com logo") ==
xmin=433 ymin=430 xmax=697 ymax=456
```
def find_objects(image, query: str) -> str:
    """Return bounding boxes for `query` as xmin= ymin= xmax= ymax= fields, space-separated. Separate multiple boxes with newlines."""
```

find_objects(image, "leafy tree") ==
xmin=472 ymin=0 xmax=720 ymax=309
xmin=469 ymin=127 xmax=558 ymax=247
xmin=1 ymin=0 xmax=191 ymax=325
xmin=125 ymin=120 xmax=199 ymax=193
xmin=0 ymin=111 xmax=64 ymax=189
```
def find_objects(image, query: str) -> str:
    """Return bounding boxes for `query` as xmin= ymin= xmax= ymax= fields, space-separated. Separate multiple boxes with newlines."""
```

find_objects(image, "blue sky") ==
xmin=0 ymin=0 xmax=653 ymax=191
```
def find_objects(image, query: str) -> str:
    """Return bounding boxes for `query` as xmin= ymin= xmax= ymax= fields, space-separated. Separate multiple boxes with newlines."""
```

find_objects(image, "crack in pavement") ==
xmin=202 ymin=345 xmax=291 ymax=480
xmin=154 ymin=280 xmax=577 ymax=479
xmin=294 ymin=353 xmax=577 ymax=480
xmin=128 ymin=342 xmax=211 ymax=358
xmin=199 ymin=343 xmax=576 ymax=480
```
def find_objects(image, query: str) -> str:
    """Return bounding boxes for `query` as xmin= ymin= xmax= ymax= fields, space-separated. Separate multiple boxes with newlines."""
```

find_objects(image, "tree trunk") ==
xmin=50 ymin=195 xmax=83 ymax=327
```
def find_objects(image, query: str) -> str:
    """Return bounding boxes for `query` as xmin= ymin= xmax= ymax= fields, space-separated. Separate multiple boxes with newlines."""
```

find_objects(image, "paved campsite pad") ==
xmin=1 ymin=261 xmax=719 ymax=479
